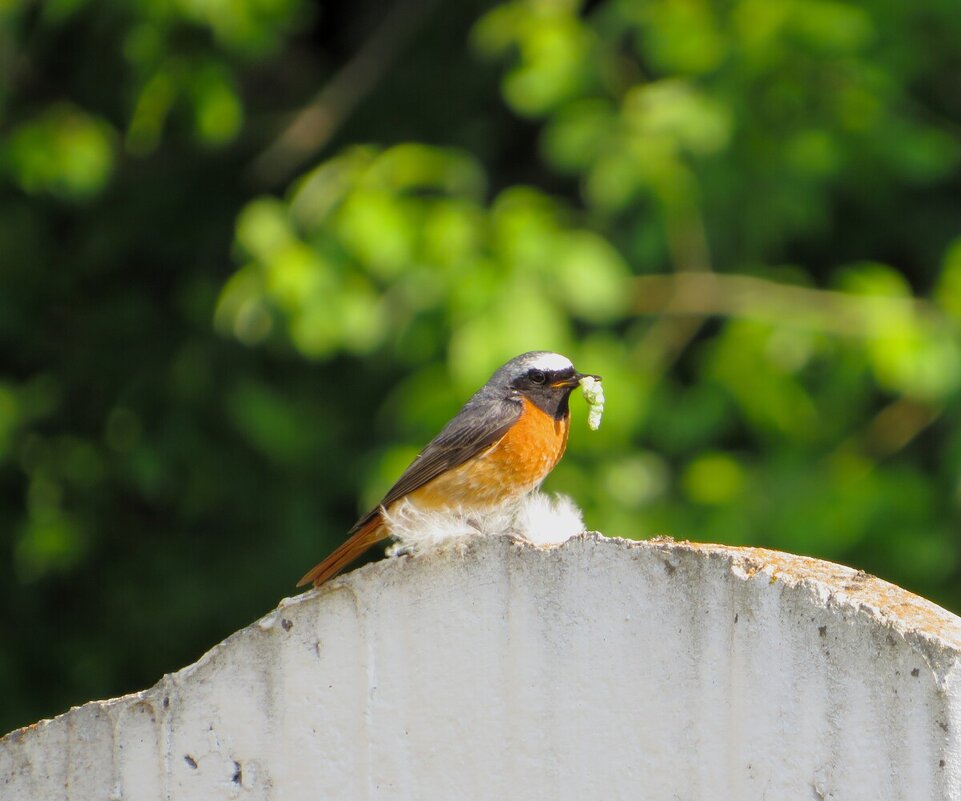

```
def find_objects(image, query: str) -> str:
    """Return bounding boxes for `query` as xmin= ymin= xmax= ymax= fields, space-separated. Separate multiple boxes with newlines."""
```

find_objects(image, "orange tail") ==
xmin=296 ymin=515 xmax=388 ymax=588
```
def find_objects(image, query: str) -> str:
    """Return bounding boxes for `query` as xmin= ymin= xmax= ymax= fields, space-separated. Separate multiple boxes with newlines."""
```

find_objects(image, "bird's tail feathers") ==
xmin=296 ymin=515 xmax=387 ymax=588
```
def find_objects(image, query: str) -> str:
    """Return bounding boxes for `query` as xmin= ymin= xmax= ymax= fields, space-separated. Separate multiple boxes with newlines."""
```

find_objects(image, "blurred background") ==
xmin=3 ymin=0 xmax=961 ymax=734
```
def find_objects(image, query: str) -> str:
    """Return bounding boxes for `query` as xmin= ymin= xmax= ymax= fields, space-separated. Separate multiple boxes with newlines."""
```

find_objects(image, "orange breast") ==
xmin=401 ymin=398 xmax=570 ymax=512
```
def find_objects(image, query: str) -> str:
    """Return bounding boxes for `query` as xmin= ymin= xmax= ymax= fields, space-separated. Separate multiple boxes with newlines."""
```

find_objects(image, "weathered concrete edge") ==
xmin=637 ymin=535 xmax=961 ymax=684
xmin=4 ymin=532 xmax=960 ymax=744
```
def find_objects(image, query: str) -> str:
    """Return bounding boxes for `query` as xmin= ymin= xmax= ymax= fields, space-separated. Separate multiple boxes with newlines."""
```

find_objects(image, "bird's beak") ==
xmin=552 ymin=372 xmax=601 ymax=388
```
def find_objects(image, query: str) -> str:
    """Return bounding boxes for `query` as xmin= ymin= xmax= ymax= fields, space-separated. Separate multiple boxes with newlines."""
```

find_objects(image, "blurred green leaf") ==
xmin=682 ymin=452 xmax=745 ymax=506
xmin=5 ymin=104 xmax=115 ymax=199
xmin=541 ymin=99 xmax=617 ymax=173
xmin=552 ymin=231 xmax=631 ymax=322
xmin=633 ymin=0 xmax=727 ymax=75
xmin=473 ymin=1 xmax=595 ymax=116
xmin=837 ymin=263 xmax=961 ymax=399
xmin=601 ymin=452 xmax=669 ymax=510
xmin=708 ymin=321 xmax=820 ymax=440
xmin=335 ymin=190 xmax=416 ymax=278
xmin=15 ymin=511 xmax=86 ymax=581
xmin=936 ymin=237 xmax=961 ymax=319
xmin=787 ymin=0 xmax=874 ymax=54
xmin=0 ymin=384 xmax=19 ymax=462
xmin=190 ymin=62 xmax=244 ymax=146
xmin=226 ymin=381 xmax=325 ymax=466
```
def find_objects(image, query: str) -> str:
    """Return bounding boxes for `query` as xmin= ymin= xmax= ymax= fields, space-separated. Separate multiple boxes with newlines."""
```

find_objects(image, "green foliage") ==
xmin=3 ymin=0 xmax=961 ymax=735
xmin=4 ymin=104 xmax=115 ymax=199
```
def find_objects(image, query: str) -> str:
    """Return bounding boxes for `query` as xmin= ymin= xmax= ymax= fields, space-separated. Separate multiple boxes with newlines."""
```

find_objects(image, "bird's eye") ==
xmin=529 ymin=369 xmax=546 ymax=384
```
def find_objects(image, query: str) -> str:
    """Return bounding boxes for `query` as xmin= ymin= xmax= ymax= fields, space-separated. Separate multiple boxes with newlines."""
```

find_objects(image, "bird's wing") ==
xmin=348 ymin=399 xmax=522 ymax=533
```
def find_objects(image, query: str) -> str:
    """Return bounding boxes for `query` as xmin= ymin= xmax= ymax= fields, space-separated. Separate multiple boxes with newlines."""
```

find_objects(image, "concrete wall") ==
xmin=3 ymin=534 xmax=960 ymax=800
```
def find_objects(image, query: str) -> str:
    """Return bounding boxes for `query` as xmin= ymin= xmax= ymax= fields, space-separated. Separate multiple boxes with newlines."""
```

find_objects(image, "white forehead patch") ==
xmin=526 ymin=352 xmax=574 ymax=372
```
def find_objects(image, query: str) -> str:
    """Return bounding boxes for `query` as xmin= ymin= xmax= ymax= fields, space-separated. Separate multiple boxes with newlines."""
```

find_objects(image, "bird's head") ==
xmin=492 ymin=351 xmax=600 ymax=419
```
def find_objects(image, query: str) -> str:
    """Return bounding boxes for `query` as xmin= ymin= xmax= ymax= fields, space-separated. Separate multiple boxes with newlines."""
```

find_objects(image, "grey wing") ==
xmin=348 ymin=399 xmax=521 ymax=533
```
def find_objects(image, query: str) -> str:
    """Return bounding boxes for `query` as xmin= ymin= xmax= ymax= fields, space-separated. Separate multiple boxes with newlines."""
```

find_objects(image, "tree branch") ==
xmin=248 ymin=0 xmax=440 ymax=186
xmin=633 ymin=272 xmax=944 ymax=336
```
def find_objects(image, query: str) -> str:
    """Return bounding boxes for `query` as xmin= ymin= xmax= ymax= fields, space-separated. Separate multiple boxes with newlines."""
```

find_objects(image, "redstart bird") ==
xmin=297 ymin=351 xmax=599 ymax=587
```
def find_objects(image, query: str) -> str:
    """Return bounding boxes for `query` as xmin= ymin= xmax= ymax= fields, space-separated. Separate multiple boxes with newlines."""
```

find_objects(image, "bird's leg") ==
xmin=386 ymin=538 xmax=414 ymax=557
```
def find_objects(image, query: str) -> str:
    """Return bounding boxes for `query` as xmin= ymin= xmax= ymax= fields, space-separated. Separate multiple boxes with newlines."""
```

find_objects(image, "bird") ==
xmin=297 ymin=351 xmax=599 ymax=587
